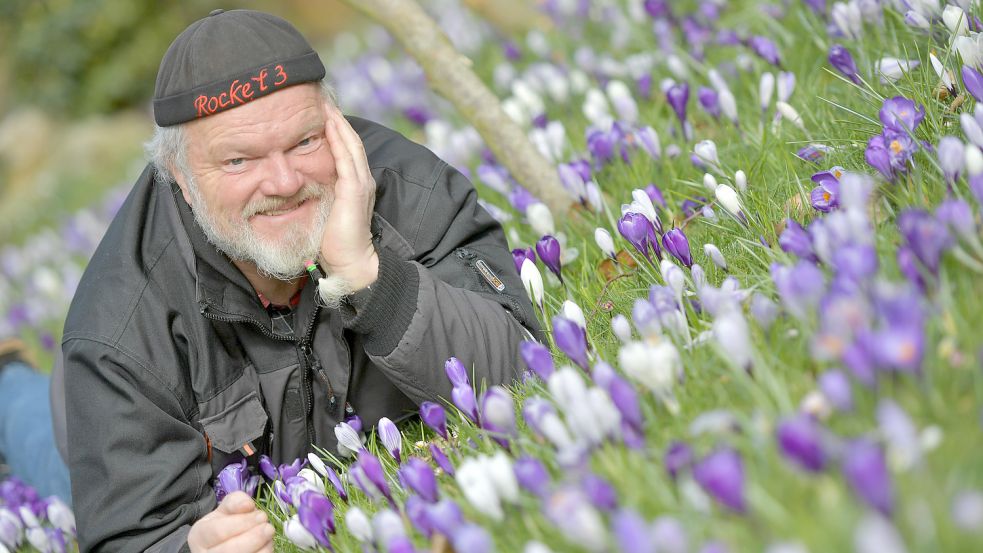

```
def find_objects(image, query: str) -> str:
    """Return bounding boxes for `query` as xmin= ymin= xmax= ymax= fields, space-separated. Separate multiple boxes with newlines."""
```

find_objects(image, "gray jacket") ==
xmin=61 ymin=117 xmax=541 ymax=552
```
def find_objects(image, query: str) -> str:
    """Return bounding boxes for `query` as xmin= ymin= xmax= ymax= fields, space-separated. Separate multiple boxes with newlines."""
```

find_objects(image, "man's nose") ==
xmin=260 ymin=152 xmax=304 ymax=197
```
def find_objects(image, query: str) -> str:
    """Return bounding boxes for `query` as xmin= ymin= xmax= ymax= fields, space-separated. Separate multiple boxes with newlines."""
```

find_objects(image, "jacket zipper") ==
xmin=200 ymin=299 xmax=327 ymax=451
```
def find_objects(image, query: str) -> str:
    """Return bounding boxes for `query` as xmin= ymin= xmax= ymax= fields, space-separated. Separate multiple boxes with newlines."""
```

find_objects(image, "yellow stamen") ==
xmin=822 ymin=192 xmax=831 ymax=202
xmin=890 ymin=140 xmax=903 ymax=154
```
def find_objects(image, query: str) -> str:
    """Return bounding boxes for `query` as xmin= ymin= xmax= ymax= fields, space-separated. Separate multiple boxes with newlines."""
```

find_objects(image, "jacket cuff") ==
xmin=341 ymin=246 xmax=420 ymax=356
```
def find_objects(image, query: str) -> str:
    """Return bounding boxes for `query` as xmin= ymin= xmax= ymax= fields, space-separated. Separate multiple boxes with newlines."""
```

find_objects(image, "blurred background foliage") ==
xmin=0 ymin=0 xmax=367 ymax=244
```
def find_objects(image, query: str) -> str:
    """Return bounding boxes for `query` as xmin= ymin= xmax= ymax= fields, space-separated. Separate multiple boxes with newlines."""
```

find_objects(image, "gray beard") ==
xmin=185 ymin=176 xmax=332 ymax=281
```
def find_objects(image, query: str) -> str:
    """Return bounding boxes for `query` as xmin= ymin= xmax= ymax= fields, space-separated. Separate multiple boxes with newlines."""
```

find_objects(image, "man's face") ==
xmin=176 ymin=83 xmax=337 ymax=279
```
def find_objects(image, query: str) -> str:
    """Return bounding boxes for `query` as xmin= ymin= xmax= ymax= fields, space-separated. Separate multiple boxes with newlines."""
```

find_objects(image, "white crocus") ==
xmin=966 ymin=142 xmax=983 ymax=176
xmin=594 ymin=228 xmax=616 ymax=258
xmin=562 ymin=300 xmax=587 ymax=330
xmin=335 ymin=421 xmax=364 ymax=457
xmin=527 ymin=202 xmax=556 ymax=236
xmin=929 ymin=52 xmax=954 ymax=90
xmin=854 ymin=513 xmax=908 ymax=553
xmin=777 ymin=71 xmax=795 ymax=102
xmin=513 ymin=80 xmax=546 ymax=120
xmin=666 ymin=54 xmax=690 ymax=80
xmin=961 ymin=113 xmax=983 ymax=149
xmin=582 ymin=88 xmax=613 ymax=129
xmin=611 ymin=314 xmax=633 ymax=343
xmin=345 ymin=506 xmax=374 ymax=543
xmin=875 ymin=57 xmax=920 ymax=83
xmin=502 ymin=98 xmax=529 ymax=126
xmin=734 ymin=169 xmax=748 ymax=192
xmin=759 ymin=72 xmax=775 ymax=111
xmin=297 ymin=468 xmax=321 ymax=486
xmin=520 ymin=259 xmax=544 ymax=309
xmin=285 ymin=514 xmax=319 ymax=550
xmin=905 ymin=9 xmax=931 ymax=29
xmin=631 ymin=189 xmax=659 ymax=225
xmin=832 ymin=1 xmax=863 ymax=40
xmin=955 ymin=33 xmax=983 ymax=68
xmin=372 ymin=509 xmax=406 ymax=545
xmin=703 ymin=173 xmax=718 ymax=191
xmin=525 ymin=541 xmax=556 ymax=553
xmin=715 ymin=184 xmax=744 ymax=220
xmin=713 ymin=310 xmax=753 ymax=370
xmin=694 ymin=140 xmax=720 ymax=167
xmin=691 ymin=263 xmax=707 ymax=291
xmin=944 ymin=5 xmax=970 ymax=36
xmin=703 ymin=244 xmax=728 ymax=271
xmin=46 ymin=498 xmax=75 ymax=536
xmin=718 ymin=89 xmax=739 ymax=124
xmin=618 ymin=340 xmax=681 ymax=405
xmin=486 ymin=451 xmax=521 ymax=503
xmin=307 ymin=452 xmax=328 ymax=477
xmin=456 ymin=457 xmax=504 ymax=520
xmin=660 ymin=259 xmax=686 ymax=296
xmin=776 ymin=101 xmax=806 ymax=131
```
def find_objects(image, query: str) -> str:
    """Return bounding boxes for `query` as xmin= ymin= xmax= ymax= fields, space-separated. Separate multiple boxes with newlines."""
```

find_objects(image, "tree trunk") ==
xmin=338 ymin=0 xmax=572 ymax=216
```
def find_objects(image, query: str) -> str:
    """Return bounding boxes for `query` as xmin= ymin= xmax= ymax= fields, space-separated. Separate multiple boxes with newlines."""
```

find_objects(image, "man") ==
xmin=61 ymin=9 xmax=540 ymax=552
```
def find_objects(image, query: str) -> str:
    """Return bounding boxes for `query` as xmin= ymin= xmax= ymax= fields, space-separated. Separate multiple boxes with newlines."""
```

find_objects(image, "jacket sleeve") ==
xmin=63 ymin=336 xmax=214 ymax=553
xmin=340 ymin=161 xmax=544 ymax=404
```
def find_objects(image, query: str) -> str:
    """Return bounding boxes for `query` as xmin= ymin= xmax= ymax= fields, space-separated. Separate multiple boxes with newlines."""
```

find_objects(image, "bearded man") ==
xmin=60 ymin=9 xmax=540 ymax=552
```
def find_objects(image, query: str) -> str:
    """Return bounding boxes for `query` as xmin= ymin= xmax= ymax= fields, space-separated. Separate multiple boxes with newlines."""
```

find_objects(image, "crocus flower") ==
xmin=513 ymin=456 xmax=552 ymax=497
xmin=952 ymin=490 xmax=983 ymax=531
xmin=693 ymin=447 xmax=746 ymax=513
xmin=818 ymin=370 xmax=854 ymax=411
xmin=429 ymin=443 xmax=455 ymax=476
xmin=618 ymin=211 xmax=659 ymax=261
xmin=426 ymin=499 xmax=465 ymax=538
xmin=715 ymin=184 xmax=746 ymax=223
xmin=404 ymin=495 xmax=433 ymax=538
xmin=748 ymin=35 xmax=782 ymax=66
xmin=214 ymin=460 xmax=260 ymax=502
xmin=898 ymin=209 xmax=953 ymax=274
xmin=662 ymin=228 xmax=693 ymax=267
xmin=809 ymin=170 xmax=841 ymax=212
xmin=842 ymin=439 xmax=894 ymax=517
xmin=456 ymin=457 xmax=506 ymax=521
xmin=703 ymin=243 xmax=728 ymax=270
xmin=936 ymin=198 xmax=976 ymax=240
xmin=520 ymin=340 xmax=554 ymax=380
xmin=444 ymin=356 xmax=469 ymax=388
xmin=0 ymin=507 xmax=21 ymax=549
xmin=453 ymin=524 xmax=495 ymax=553
xmin=358 ymin=451 xmax=395 ymax=505
xmin=759 ymin=72 xmax=775 ymax=112
xmin=612 ymin=317 xmax=631 ymax=345
xmin=298 ymin=492 xmax=335 ymax=548
xmin=771 ymin=261 xmax=825 ymax=319
xmin=698 ymin=86 xmax=721 ymax=119
xmin=545 ymin=488 xmax=607 ymax=552
xmin=509 ymin=186 xmax=538 ymax=215
xmin=879 ymin=96 xmax=925 ymax=133
xmin=937 ymin=136 xmax=965 ymax=183
xmin=651 ymin=516 xmax=688 ymax=553
xmin=613 ymin=509 xmax=656 ymax=553
xmin=865 ymin=134 xmax=897 ymax=181
xmin=480 ymin=385 xmax=517 ymax=443
xmin=829 ymin=44 xmax=860 ymax=84
xmin=552 ymin=315 xmax=589 ymax=369
xmin=284 ymin=514 xmax=318 ymax=550
xmin=420 ymin=401 xmax=449 ymax=440
xmin=399 ymin=457 xmax=439 ymax=503
xmin=520 ymin=258 xmax=545 ymax=309
xmin=776 ymin=414 xmax=827 ymax=472
xmin=378 ymin=417 xmax=402 ymax=463
xmin=512 ymin=247 xmax=536 ymax=274
xmin=527 ymin=202 xmax=556 ymax=236
xmin=963 ymin=65 xmax=983 ymax=102
xmin=665 ymin=441 xmax=694 ymax=480
xmin=694 ymin=139 xmax=720 ymax=167
xmin=452 ymin=384 xmax=479 ymax=423
xmin=537 ymin=235 xmax=564 ymax=283
xmin=594 ymin=228 xmax=617 ymax=259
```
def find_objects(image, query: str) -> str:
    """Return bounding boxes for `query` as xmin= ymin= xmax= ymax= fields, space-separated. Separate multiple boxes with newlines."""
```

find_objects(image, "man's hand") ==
xmin=319 ymin=104 xmax=379 ymax=291
xmin=187 ymin=492 xmax=273 ymax=553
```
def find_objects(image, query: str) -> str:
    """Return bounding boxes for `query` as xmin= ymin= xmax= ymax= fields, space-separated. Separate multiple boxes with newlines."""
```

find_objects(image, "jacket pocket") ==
xmin=197 ymin=369 xmax=270 ymax=474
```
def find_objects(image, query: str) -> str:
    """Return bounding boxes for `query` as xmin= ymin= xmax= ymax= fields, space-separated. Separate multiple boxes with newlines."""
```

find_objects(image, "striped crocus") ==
xmin=480 ymin=385 xmax=517 ymax=444
xmin=297 ymin=492 xmax=335 ymax=548
xmin=378 ymin=417 xmax=402 ymax=463
xmin=214 ymin=460 xmax=260 ymax=502
xmin=308 ymin=454 xmax=348 ymax=502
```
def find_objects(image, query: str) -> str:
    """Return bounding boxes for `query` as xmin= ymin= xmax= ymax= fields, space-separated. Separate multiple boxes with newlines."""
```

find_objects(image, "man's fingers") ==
xmin=209 ymin=521 xmax=275 ymax=553
xmin=326 ymin=117 xmax=359 ymax=189
xmin=198 ymin=511 xmax=268 ymax=546
xmin=218 ymin=492 xmax=257 ymax=515
xmin=326 ymin=107 xmax=371 ymax=186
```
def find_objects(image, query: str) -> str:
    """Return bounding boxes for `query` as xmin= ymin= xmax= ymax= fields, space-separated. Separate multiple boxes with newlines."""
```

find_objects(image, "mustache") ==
xmin=242 ymin=183 xmax=325 ymax=218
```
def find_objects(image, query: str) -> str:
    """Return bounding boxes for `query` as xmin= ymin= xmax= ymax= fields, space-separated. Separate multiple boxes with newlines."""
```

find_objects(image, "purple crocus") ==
xmin=936 ymin=198 xmax=976 ymax=240
xmin=665 ymin=440 xmax=694 ymax=480
xmin=520 ymin=340 xmax=555 ymax=380
xmin=748 ymin=35 xmax=782 ymax=67
xmin=819 ymin=370 xmax=854 ymax=411
xmin=693 ymin=447 xmax=746 ymax=513
xmin=645 ymin=183 xmax=667 ymax=208
xmin=810 ymin=170 xmax=841 ymax=212
xmin=698 ymin=86 xmax=721 ymax=119
xmin=514 ymin=455 xmax=552 ymax=497
xmin=453 ymin=524 xmax=494 ymax=553
xmin=508 ymin=186 xmax=538 ymax=214
xmin=613 ymin=509 xmax=657 ymax=553
xmin=536 ymin=235 xmax=564 ymax=283
xmin=666 ymin=82 xmax=690 ymax=129
xmin=298 ymin=492 xmax=335 ymax=548
xmin=879 ymin=96 xmax=925 ymax=133
xmin=511 ymin=247 xmax=536 ymax=274
xmin=323 ymin=465 xmax=348 ymax=503
xmin=214 ymin=460 xmax=260 ymax=502
xmin=259 ymin=455 xmax=305 ymax=482
xmin=451 ymin=385 xmax=479 ymax=424
xmin=963 ymin=65 xmax=983 ymax=103
xmin=662 ymin=228 xmax=693 ymax=268
xmin=829 ymin=45 xmax=860 ymax=83
xmin=771 ymin=261 xmax=825 ymax=319
xmin=865 ymin=134 xmax=897 ymax=181
xmin=480 ymin=386 xmax=517 ymax=444
xmin=582 ymin=474 xmax=619 ymax=511
xmin=842 ymin=439 xmax=894 ymax=517
xmin=444 ymin=357 xmax=469 ymax=388
xmin=429 ymin=443 xmax=455 ymax=476
xmin=778 ymin=219 xmax=818 ymax=262
xmin=618 ymin=211 xmax=659 ymax=261
xmin=776 ymin=414 xmax=827 ymax=472
xmin=399 ymin=457 xmax=439 ymax=503
xmin=426 ymin=499 xmax=465 ymax=538
xmin=937 ymin=136 xmax=965 ymax=184
xmin=404 ymin=495 xmax=433 ymax=538
xmin=552 ymin=315 xmax=589 ymax=370
xmin=420 ymin=401 xmax=448 ymax=440
xmin=898 ymin=209 xmax=953 ymax=275
xmin=357 ymin=451 xmax=394 ymax=506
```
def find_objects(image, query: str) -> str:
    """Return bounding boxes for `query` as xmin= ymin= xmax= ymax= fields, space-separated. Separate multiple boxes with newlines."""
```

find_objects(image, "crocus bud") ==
xmin=452 ymin=385 xmax=479 ymax=423
xmin=734 ymin=170 xmax=747 ymax=192
xmin=429 ymin=443 xmax=455 ymax=476
xmin=527 ymin=202 xmax=556 ymax=236
xmin=966 ymin=143 xmax=983 ymax=176
xmin=512 ymin=247 xmax=536 ymax=274
xmin=444 ymin=357 xmax=469 ymax=388
xmin=829 ymin=45 xmax=860 ymax=84
xmin=611 ymin=314 xmax=632 ymax=342
xmin=938 ymin=136 xmax=965 ymax=183
xmin=929 ymin=53 xmax=955 ymax=91
xmin=378 ymin=417 xmax=402 ymax=463
xmin=481 ymin=385 xmax=517 ymax=440
xmin=520 ymin=340 xmax=554 ymax=380
xmin=285 ymin=514 xmax=319 ymax=550
xmin=703 ymin=244 xmax=728 ymax=270
xmin=776 ymin=101 xmax=805 ymax=131
xmin=298 ymin=492 xmax=336 ymax=547
xmin=714 ymin=184 xmax=744 ymax=222
xmin=520 ymin=259 xmax=545 ymax=308
xmin=594 ymin=228 xmax=616 ymax=259
xmin=842 ymin=439 xmax=894 ymax=517
xmin=693 ymin=447 xmax=746 ymax=513
xmin=718 ymin=89 xmax=739 ymax=124
xmin=420 ymin=401 xmax=449 ymax=439
xmin=777 ymin=71 xmax=795 ymax=102
xmin=963 ymin=65 xmax=983 ymax=103
xmin=514 ymin=455 xmax=552 ymax=497
xmin=456 ymin=458 xmax=504 ymax=520
xmin=703 ymin=173 xmax=718 ymax=191
xmin=759 ymin=72 xmax=775 ymax=112
xmin=698 ymin=86 xmax=721 ymax=119
xmin=536 ymin=235 xmax=564 ymax=283
xmin=694 ymin=140 xmax=720 ymax=167
xmin=399 ymin=457 xmax=439 ymax=503
xmin=662 ymin=228 xmax=694 ymax=267
xmin=553 ymin=315 xmax=589 ymax=370
xmin=776 ymin=414 xmax=827 ymax=472
xmin=944 ymin=5 xmax=970 ymax=36
xmin=606 ymin=79 xmax=638 ymax=124
xmin=562 ymin=300 xmax=587 ymax=330
xmin=618 ymin=211 xmax=658 ymax=261
xmin=818 ymin=370 xmax=854 ymax=412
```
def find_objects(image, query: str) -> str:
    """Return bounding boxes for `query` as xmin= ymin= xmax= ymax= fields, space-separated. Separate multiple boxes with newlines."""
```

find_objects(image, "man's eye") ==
xmin=227 ymin=158 xmax=245 ymax=166
xmin=297 ymin=137 xmax=313 ymax=147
